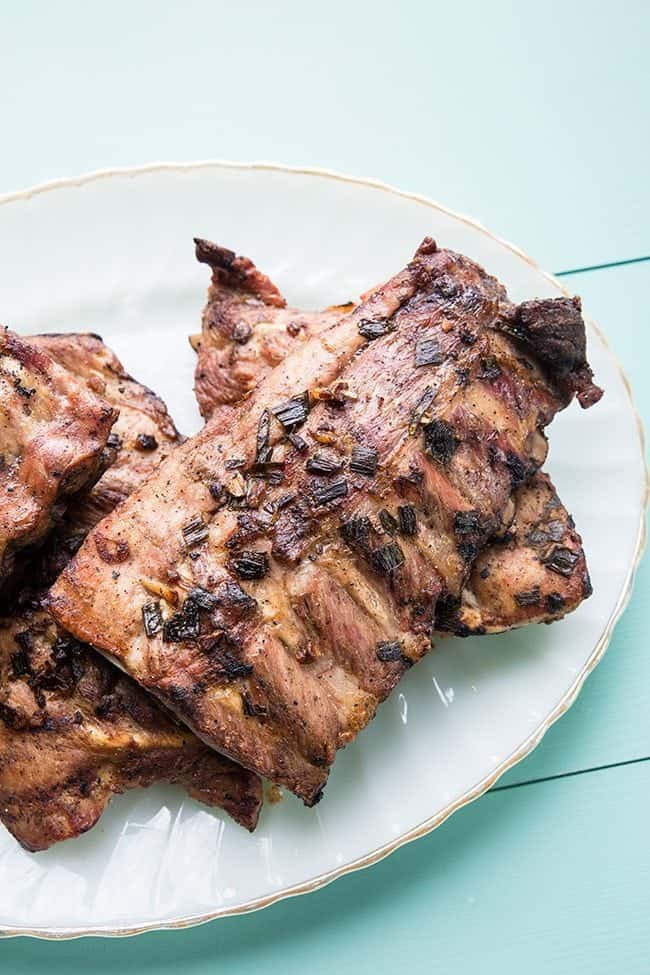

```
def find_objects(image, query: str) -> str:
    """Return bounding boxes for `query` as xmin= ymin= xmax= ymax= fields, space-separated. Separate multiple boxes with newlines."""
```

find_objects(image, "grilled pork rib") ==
xmin=0 ymin=334 xmax=261 ymax=850
xmin=49 ymin=240 xmax=601 ymax=803
xmin=0 ymin=328 xmax=116 ymax=586
xmin=192 ymin=240 xmax=594 ymax=634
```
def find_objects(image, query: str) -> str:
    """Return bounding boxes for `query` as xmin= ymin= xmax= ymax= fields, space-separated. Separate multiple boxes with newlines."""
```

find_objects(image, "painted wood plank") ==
xmin=5 ymin=761 xmax=649 ymax=973
xmin=0 ymin=0 xmax=648 ymax=271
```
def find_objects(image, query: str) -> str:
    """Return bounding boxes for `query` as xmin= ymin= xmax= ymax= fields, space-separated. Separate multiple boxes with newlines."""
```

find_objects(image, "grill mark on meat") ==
xmin=49 ymin=241 xmax=601 ymax=803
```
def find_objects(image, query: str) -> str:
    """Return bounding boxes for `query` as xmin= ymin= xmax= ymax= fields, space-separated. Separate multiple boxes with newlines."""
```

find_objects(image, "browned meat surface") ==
xmin=32 ymin=332 xmax=183 ymax=530
xmin=0 ymin=334 xmax=261 ymax=849
xmin=21 ymin=333 xmax=184 ymax=584
xmin=0 ymin=328 xmax=116 ymax=586
xmin=192 ymin=238 xmax=353 ymax=419
xmin=192 ymin=241 xmax=594 ymax=635
xmin=49 ymin=239 xmax=602 ymax=803
xmin=0 ymin=602 xmax=261 ymax=850
xmin=498 ymin=297 xmax=603 ymax=408
xmin=436 ymin=471 xmax=592 ymax=635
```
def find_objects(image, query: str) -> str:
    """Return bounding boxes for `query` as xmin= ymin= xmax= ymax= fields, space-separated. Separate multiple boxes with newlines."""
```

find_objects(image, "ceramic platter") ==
xmin=0 ymin=163 xmax=646 ymax=938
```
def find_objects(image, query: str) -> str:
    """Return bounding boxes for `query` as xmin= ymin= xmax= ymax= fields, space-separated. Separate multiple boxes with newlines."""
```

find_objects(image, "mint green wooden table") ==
xmin=1 ymin=2 xmax=648 ymax=972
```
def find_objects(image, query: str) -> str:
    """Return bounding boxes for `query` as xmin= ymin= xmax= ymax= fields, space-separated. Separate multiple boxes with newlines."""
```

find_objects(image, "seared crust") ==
xmin=50 ymin=240 xmax=601 ymax=803
xmin=437 ymin=472 xmax=591 ymax=635
xmin=0 ymin=604 xmax=261 ymax=850
xmin=0 ymin=334 xmax=261 ymax=849
xmin=497 ymin=297 xmax=603 ymax=408
xmin=0 ymin=328 xmax=117 ymax=585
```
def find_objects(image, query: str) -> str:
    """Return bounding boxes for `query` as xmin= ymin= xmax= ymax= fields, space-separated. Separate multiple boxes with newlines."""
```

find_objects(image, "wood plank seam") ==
xmin=555 ymin=255 xmax=650 ymax=276
xmin=489 ymin=754 xmax=650 ymax=794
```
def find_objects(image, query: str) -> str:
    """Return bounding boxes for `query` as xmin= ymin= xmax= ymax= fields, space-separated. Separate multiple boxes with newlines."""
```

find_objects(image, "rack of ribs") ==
xmin=192 ymin=239 xmax=593 ymax=633
xmin=0 ymin=334 xmax=261 ymax=850
xmin=0 ymin=328 xmax=116 ymax=587
xmin=48 ymin=239 xmax=602 ymax=804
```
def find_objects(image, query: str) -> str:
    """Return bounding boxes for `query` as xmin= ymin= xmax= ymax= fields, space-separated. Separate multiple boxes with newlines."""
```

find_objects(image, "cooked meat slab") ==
xmin=192 ymin=240 xmax=594 ymax=635
xmin=0 ymin=328 xmax=116 ymax=586
xmin=0 ymin=334 xmax=261 ymax=849
xmin=49 ymin=240 xmax=601 ymax=803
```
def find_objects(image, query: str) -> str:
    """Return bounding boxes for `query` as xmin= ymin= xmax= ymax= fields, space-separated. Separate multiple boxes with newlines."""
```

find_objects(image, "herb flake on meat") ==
xmin=272 ymin=392 xmax=310 ymax=430
xmin=205 ymin=641 xmax=254 ymax=680
xmin=457 ymin=540 xmax=478 ymax=562
xmin=306 ymin=453 xmax=344 ymax=476
xmin=376 ymin=640 xmax=404 ymax=662
xmin=242 ymin=693 xmax=268 ymax=717
xmin=340 ymin=514 xmax=372 ymax=544
xmin=313 ymin=478 xmax=348 ymax=507
xmin=370 ymin=542 xmax=405 ymax=574
xmin=546 ymin=592 xmax=566 ymax=613
xmin=250 ymin=460 xmax=285 ymax=484
xmin=162 ymin=598 xmax=200 ymax=643
xmin=514 ymin=587 xmax=541 ymax=607
xmin=142 ymin=601 xmax=163 ymax=637
xmin=182 ymin=515 xmax=209 ymax=548
xmin=541 ymin=545 xmax=579 ymax=577
xmin=398 ymin=504 xmax=417 ymax=536
xmin=358 ymin=318 xmax=395 ymax=340
xmin=230 ymin=551 xmax=270 ymax=580
xmin=135 ymin=433 xmax=158 ymax=451
xmin=424 ymin=419 xmax=459 ymax=465
xmin=477 ymin=355 xmax=501 ymax=381
xmin=208 ymin=481 xmax=224 ymax=503
xmin=453 ymin=510 xmax=481 ymax=535
xmin=415 ymin=336 xmax=444 ymax=368
xmin=188 ymin=586 xmax=220 ymax=611
xmin=504 ymin=451 xmax=528 ymax=487
xmin=409 ymin=386 xmax=438 ymax=435
xmin=255 ymin=409 xmax=272 ymax=464
xmin=288 ymin=432 xmax=308 ymax=452
xmin=378 ymin=508 xmax=398 ymax=534
xmin=350 ymin=446 xmax=378 ymax=477
xmin=11 ymin=644 xmax=31 ymax=678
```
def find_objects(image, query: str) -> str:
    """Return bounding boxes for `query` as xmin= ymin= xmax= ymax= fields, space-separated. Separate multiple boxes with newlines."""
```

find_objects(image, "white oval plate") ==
xmin=0 ymin=163 xmax=646 ymax=939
